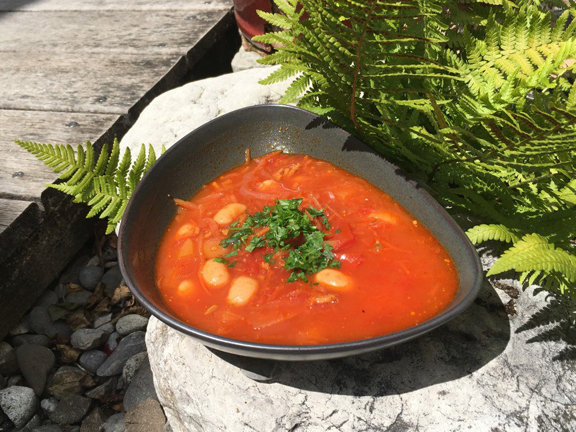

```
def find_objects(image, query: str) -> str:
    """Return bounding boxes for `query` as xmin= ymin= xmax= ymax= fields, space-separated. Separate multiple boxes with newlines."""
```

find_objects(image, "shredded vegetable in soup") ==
xmin=155 ymin=152 xmax=459 ymax=345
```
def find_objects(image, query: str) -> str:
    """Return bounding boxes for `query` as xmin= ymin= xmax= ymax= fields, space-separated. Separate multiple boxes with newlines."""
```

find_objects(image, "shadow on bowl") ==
xmin=118 ymin=104 xmax=483 ymax=361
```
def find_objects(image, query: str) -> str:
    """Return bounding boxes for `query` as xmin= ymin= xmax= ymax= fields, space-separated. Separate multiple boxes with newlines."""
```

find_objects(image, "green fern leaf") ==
xmin=466 ymin=224 xmax=520 ymax=244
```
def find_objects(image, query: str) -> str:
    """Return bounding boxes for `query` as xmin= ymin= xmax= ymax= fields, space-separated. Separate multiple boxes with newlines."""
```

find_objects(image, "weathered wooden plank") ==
xmin=0 ymin=10 xmax=230 ymax=55
xmin=0 ymin=198 xmax=36 ymax=232
xmin=0 ymin=193 xmax=93 ymax=340
xmin=0 ymin=110 xmax=119 ymax=200
xmin=0 ymin=51 xmax=182 ymax=114
xmin=0 ymin=0 xmax=231 ymax=11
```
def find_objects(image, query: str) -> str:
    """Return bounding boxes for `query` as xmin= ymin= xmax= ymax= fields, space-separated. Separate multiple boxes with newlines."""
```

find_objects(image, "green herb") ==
xmin=218 ymin=198 xmax=340 ymax=282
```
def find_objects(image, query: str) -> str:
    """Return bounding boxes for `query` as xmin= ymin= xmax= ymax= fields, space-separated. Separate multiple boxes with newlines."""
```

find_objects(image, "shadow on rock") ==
xmin=516 ymin=291 xmax=576 ymax=361
xmin=212 ymin=278 xmax=510 ymax=396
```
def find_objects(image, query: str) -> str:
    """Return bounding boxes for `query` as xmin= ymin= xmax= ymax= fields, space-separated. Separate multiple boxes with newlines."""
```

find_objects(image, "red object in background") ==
xmin=233 ymin=0 xmax=274 ymax=52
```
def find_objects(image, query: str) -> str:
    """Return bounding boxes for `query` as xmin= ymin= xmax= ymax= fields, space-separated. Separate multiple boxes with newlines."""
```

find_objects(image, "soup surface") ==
xmin=156 ymin=152 xmax=458 ymax=345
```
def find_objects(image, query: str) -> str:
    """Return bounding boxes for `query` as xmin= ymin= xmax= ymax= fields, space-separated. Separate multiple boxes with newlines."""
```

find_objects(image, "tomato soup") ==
xmin=155 ymin=152 xmax=458 ymax=345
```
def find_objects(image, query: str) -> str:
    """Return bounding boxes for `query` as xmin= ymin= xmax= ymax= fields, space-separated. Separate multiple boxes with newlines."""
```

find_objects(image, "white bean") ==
xmin=314 ymin=269 xmax=352 ymax=291
xmin=369 ymin=211 xmax=398 ymax=224
xmin=177 ymin=222 xmax=199 ymax=238
xmin=202 ymin=259 xmax=230 ymax=288
xmin=227 ymin=276 xmax=259 ymax=306
xmin=177 ymin=280 xmax=195 ymax=294
xmin=213 ymin=203 xmax=247 ymax=226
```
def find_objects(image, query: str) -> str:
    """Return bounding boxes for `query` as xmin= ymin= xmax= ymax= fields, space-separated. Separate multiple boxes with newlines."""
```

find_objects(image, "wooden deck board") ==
xmin=0 ymin=0 xmax=231 ymax=11
xmin=0 ymin=110 xmax=119 ymax=200
xmin=0 ymin=10 xmax=229 ymax=55
xmin=0 ymin=198 xmax=36 ymax=232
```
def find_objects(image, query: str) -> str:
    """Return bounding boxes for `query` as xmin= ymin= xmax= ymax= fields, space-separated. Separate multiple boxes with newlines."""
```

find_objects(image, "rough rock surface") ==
xmin=0 ymin=385 xmax=38 ymax=428
xmin=15 ymin=344 xmax=55 ymax=396
xmin=146 ymin=278 xmax=576 ymax=432
xmin=119 ymin=66 xmax=290 ymax=158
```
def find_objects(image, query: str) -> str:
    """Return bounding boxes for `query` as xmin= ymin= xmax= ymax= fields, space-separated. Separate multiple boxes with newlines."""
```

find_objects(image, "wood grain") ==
xmin=0 ymin=10 xmax=230 ymax=55
xmin=0 ymin=0 xmax=231 ymax=11
xmin=0 ymin=198 xmax=36 ymax=232
xmin=0 ymin=110 xmax=119 ymax=200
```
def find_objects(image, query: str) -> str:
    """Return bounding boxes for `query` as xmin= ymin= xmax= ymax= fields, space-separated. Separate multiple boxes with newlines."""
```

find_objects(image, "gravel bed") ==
xmin=0 ymin=236 xmax=167 ymax=432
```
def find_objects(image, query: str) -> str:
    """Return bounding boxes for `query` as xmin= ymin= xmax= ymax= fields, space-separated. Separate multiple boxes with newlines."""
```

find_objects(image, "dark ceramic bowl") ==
xmin=118 ymin=104 xmax=482 ymax=361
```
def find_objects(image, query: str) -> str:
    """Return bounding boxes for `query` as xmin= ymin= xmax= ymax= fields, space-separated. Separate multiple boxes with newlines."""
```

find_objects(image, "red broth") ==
xmin=155 ymin=152 xmax=458 ymax=345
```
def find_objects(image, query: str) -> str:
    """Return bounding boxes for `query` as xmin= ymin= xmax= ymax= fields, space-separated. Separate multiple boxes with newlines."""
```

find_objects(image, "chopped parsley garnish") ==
xmin=218 ymin=198 xmax=340 ymax=282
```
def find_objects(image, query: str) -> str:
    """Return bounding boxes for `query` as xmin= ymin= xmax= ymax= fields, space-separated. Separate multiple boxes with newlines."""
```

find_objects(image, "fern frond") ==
xmin=467 ymin=224 xmax=520 ymax=244
xmin=16 ymin=140 xmax=161 ymax=234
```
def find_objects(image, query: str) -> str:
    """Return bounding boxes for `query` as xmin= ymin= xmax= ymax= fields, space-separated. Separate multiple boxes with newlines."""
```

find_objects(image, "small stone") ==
xmin=16 ymin=344 xmax=55 ymax=396
xmin=34 ymin=290 xmax=58 ymax=308
xmin=84 ymin=377 xmax=117 ymax=400
xmin=71 ymin=329 xmax=109 ymax=351
xmin=9 ymin=318 xmax=29 ymax=336
xmin=33 ymin=426 xmax=63 ymax=432
xmin=53 ymin=321 xmax=73 ymax=339
xmin=0 ymin=386 xmax=38 ymax=428
xmin=80 ymin=407 xmax=105 ymax=432
xmin=41 ymin=396 xmax=59 ymax=414
xmin=17 ymin=413 xmax=41 ymax=431
xmin=7 ymin=375 xmax=24 ymax=386
xmin=116 ymin=315 xmax=148 ymax=336
xmin=28 ymin=306 xmax=56 ymax=338
xmin=122 ymin=353 xmax=147 ymax=387
xmin=100 ymin=413 xmax=125 ymax=432
xmin=93 ymin=314 xmax=112 ymax=329
xmin=103 ymin=332 xmax=121 ymax=355
xmin=65 ymin=291 xmax=93 ymax=306
xmin=125 ymin=398 xmax=165 ymax=432
xmin=11 ymin=334 xmax=51 ymax=348
xmin=78 ymin=351 xmax=108 ymax=375
xmin=0 ymin=342 xmax=19 ymax=376
xmin=49 ymin=395 xmax=92 ymax=425
xmin=97 ymin=332 xmax=146 ymax=377
xmin=99 ymin=324 xmax=115 ymax=336
xmin=47 ymin=366 xmax=95 ymax=400
xmin=54 ymin=283 xmax=69 ymax=300
xmin=86 ymin=256 xmax=100 ymax=267
xmin=101 ymin=267 xmax=123 ymax=295
xmin=123 ymin=358 xmax=157 ymax=411
xmin=79 ymin=266 xmax=104 ymax=291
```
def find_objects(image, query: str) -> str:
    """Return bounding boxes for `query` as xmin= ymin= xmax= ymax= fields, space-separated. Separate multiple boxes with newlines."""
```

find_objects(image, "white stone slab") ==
xmin=121 ymin=65 xmax=575 ymax=432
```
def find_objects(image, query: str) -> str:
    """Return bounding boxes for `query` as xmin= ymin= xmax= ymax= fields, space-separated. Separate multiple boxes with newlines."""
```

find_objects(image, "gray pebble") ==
xmin=79 ymin=266 xmax=104 ymax=291
xmin=93 ymin=314 xmax=112 ymax=329
xmin=71 ymin=329 xmax=109 ymax=351
xmin=97 ymin=332 xmax=146 ymax=377
xmin=80 ymin=407 xmax=105 ymax=432
xmin=65 ymin=290 xmax=93 ymax=306
xmin=0 ymin=386 xmax=38 ymax=428
xmin=47 ymin=366 xmax=93 ymax=400
xmin=85 ymin=377 xmax=116 ymax=400
xmin=86 ymin=256 xmax=100 ymax=267
xmin=17 ymin=413 xmax=41 ymax=431
xmin=7 ymin=375 xmax=24 ymax=387
xmin=9 ymin=318 xmax=29 ymax=336
xmin=123 ymin=358 xmax=158 ymax=411
xmin=104 ymin=332 xmax=121 ymax=353
xmin=34 ymin=290 xmax=58 ymax=308
xmin=11 ymin=335 xmax=51 ymax=348
xmin=54 ymin=283 xmax=68 ymax=301
xmin=78 ymin=351 xmax=108 ymax=375
xmin=103 ymin=248 xmax=118 ymax=263
xmin=0 ymin=342 xmax=19 ymax=376
xmin=40 ymin=397 xmax=59 ymax=414
xmin=101 ymin=267 xmax=123 ymax=295
xmin=116 ymin=315 xmax=148 ymax=336
xmin=32 ymin=425 xmax=63 ymax=432
xmin=99 ymin=323 xmax=115 ymax=336
xmin=122 ymin=353 xmax=147 ymax=386
xmin=53 ymin=321 xmax=72 ymax=339
xmin=16 ymin=344 xmax=55 ymax=396
xmin=100 ymin=413 xmax=125 ymax=432
xmin=27 ymin=307 xmax=56 ymax=338
xmin=49 ymin=394 xmax=92 ymax=425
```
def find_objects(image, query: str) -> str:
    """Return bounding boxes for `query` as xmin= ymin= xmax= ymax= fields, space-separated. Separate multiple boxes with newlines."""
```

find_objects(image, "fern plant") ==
xmin=254 ymin=0 xmax=576 ymax=300
xmin=16 ymin=139 xmax=160 ymax=234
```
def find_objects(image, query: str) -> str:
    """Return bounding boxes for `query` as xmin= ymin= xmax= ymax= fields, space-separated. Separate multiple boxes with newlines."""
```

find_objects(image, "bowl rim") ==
xmin=118 ymin=104 xmax=483 ymax=361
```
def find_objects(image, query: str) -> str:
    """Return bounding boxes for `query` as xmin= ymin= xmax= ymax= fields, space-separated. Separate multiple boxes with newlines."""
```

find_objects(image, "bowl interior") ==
xmin=118 ymin=104 xmax=482 ymax=360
